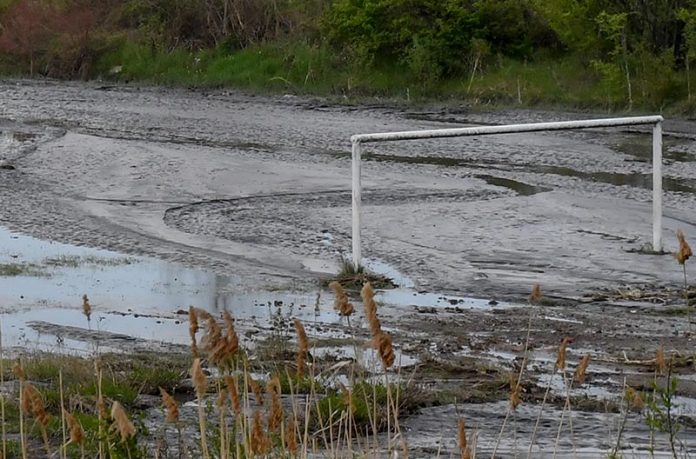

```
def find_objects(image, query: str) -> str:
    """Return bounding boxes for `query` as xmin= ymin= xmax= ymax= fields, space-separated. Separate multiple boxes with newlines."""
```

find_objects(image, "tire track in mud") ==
xmin=162 ymin=188 xmax=510 ymax=259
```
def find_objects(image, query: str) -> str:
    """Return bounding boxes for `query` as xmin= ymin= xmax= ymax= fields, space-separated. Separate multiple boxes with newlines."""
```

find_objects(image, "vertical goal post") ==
xmin=350 ymin=115 xmax=664 ymax=269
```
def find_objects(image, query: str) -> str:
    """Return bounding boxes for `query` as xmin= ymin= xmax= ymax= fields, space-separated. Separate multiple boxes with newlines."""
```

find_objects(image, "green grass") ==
xmin=0 ymin=262 xmax=48 ymax=277
xmin=86 ymin=40 xmax=696 ymax=114
xmin=324 ymin=259 xmax=397 ymax=290
xmin=42 ymin=255 xmax=135 ymax=268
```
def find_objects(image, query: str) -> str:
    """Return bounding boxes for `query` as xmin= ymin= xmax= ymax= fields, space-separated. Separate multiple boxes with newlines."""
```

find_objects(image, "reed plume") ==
xmin=509 ymin=372 xmax=522 ymax=410
xmin=555 ymin=337 xmax=572 ymax=371
xmin=329 ymin=280 xmax=354 ymax=316
xmin=675 ymin=229 xmax=693 ymax=264
xmin=23 ymin=380 xmax=51 ymax=459
xmin=529 ymin=284 xmax=542 ymax=304
xmin=574 ymin=354 xmax=591 ymax=384
xmin=250 ymin=410 xmax=269 ymax=455
xmin=191 ymin=358 xmax=210 ymax=458
xmin=247 ymin=374 xmax=264 ymax=406
xmin=286 ymin=416 xmax=298 ymax=456
xmin=361 ymin=282 xmax=381 ymax=335
xmin=13 ymin=360 xmax=25 ymax=381
xmin=82 ymin=294 xmax=92 ymax=322
xmin=267 ymin=376 xmax=283 ymax=431
xmin=294 ymin=318 xmax=309 ymax=377
xmin=374 ymin=331 xmax=396 ymax=369
xmin=626 ymin=386 xmax=645 ymax=411
xmin=225 ymin=375 xmax=242 ymax=416
xmin=191 ymin=358 xmax=207 ymax=396
xmin=189 ymin=306 xmax=199 ymax=358
xmin=160 ymin=387 xmax=180 ymax=423
xmin=656 ymin=344 xmax=667 ymax=375
xmin=64 ymin=410 xmax=85 ymax=445
xmin=96 ymin=394 xmax=108 ymax=421
xmin=22 ymin=383 xmax=50 ymax=429
xmin=222 ymin=310 xmax=240 ymax=356
xmin=110 ymin=401 xmax=136 ymax=442
xmin=458 ymin=418 xmax=471 ymax=459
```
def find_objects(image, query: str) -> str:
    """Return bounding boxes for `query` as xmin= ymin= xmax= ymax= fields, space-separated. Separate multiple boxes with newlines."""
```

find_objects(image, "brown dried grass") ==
xmin=110 ymin=401 xmax=136 ymax=443
xmin=159 ymin=387 xmax=180 ymax=423
xmin=247 ymin=374 xmax=264 ymax=406
xmin=529 ymin=284 xmax=542 ymax=304
xmin=250 ymin=410 xmax=269 ymax=455
xmin=225 ymin=375 xmax=242 ymax=416
xmin=189 ymin=306 xmax=199 ymax=358
xmin=458 ymin=417 xmax=471 ymax=459
xmin=294 ymin=319 xmax=309 ymax=377
xmin=191 ymin=358 xmax=207 ymax=397
xmin=574 ymin=354 xmax=591 ymax=385
xmin=555 ymin=337 xmax=572 ymax=371
xmin=267 ymin=376 xmax=283 ymax=432
xmin=81 ymin=294 xmax=92 ymax=322
xmin=329 ymin=280 xmax=354 ymax=316
xmin=64 ymin=410 xmax=84 ymax=445
xmin=676 ymin=229 xmax=692 ymax=265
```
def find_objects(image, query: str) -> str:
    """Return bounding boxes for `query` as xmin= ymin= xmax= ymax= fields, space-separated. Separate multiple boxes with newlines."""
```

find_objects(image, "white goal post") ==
xmin=350 ymin=115 xmax=664 ymax=269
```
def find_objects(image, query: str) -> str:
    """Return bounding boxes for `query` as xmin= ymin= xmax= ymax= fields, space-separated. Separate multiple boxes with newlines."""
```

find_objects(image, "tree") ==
xmin=0 ymin=0 xmax=53 ymax=75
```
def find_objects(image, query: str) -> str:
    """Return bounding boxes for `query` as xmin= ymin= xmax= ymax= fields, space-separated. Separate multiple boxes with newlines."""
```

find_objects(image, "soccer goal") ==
xmin=349 ymin=115 xmax=664 ymax=269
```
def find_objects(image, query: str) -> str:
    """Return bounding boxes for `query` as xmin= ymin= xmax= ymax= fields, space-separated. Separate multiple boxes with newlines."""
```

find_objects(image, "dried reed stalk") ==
xmin=160 ymin=387 xmax=180 ymax=423
xmin=574 ymin=354 xmax=591 ymax=384
xmin=12 ymin=361 xmax=26 ymax=381
xmin=82 ymin=294 xmax=92 ymax=322
xmin=64 ymin=410 xmax=85 ymax=445
xmin=247 ymin=374 xmax=264 ymax=406
xmin=294 ymin=319 xmax=309 ymax=377
xmin=191 ymin=358 xmax=207 ymax=396
xmin=656 ymin=344 xmax=667 ymax=375
xmin=267 ymin=376 xmax=283 ymax=431
xmin=222 ymin=310 xmax=240 ymax=355
xmin=555 ymin=337 xmax=572 ymax=371
xmin=286 ymin=416 xmax=298 ymax=456
xmin=625 ymin=386 xmax=645 ymax=411
xmin=189 ymin=306 xmax=199 ymax=358
xmin=110 ymin=401 xmax=136 ymax=442
xmin=361 ymin=282 xmax=381 ymax=335
xmin=529 ymin=284 xmax=542 ymax=304
xmin=676 ymin=229 xmax=693 ymax=264
xmin=458 ymin=418 xmax=471 ymax=459
xmin=329 ymin=281 xmax=354 ymax=316
xmin=191 ymin=358 xmax=210 ymax=458
xmin=250 ymin=410 xmax=269 ymax=455
xmin=374 ymin=331 xmax=395 ymax=369
xmin=23 ymin=382 xmax=51 ymax=456
xmin=509 ymin=372 xmax=522 ymax=410
xmin=225 ymin=375 xmax=242 ymax=416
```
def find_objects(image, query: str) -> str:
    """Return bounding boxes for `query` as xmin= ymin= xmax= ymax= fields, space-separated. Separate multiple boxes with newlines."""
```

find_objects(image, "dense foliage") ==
xmin=2 ymin=0 xmax=696 ymax=109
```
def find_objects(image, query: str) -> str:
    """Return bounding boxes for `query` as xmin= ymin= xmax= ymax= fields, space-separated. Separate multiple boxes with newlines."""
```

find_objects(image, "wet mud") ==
xmin=2 ymin=80 xmax=696 ymax=455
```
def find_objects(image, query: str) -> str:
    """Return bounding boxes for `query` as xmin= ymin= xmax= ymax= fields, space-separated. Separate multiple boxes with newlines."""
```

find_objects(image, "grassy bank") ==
xmin=82 ymin=40 xmax=696 ymax=115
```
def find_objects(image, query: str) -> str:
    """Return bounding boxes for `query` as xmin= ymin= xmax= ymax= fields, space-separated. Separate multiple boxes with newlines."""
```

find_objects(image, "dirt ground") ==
xmin=2 ymin=79 xmax=696 ymax=456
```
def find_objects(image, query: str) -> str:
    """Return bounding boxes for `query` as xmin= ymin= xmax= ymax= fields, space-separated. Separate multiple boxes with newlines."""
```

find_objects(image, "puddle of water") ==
xmin=363 ymin=258 xmax=415 ymax=288
xmin=0 ymin=226 xmax=515 ymax=354
xmin=614 ymin=136 xmax=695 ymax=163
xmin=475 ymin=174 xmax=549 ymax=196
xmin=0 ymin=227 xmax=349 ymax=350
xmin=377 ymin=288 xmax=507 ymax=310
xmin=534 ymin=164 xmax=696 ymax=193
